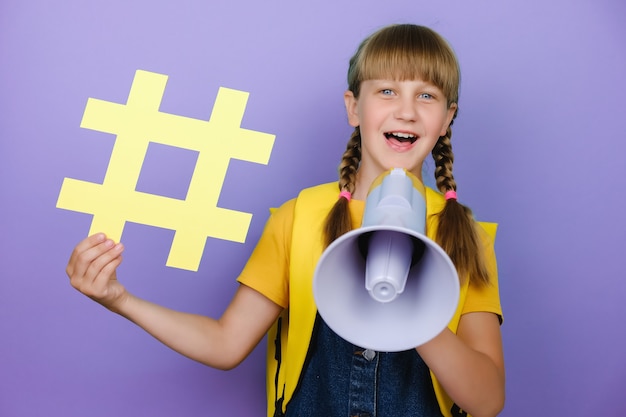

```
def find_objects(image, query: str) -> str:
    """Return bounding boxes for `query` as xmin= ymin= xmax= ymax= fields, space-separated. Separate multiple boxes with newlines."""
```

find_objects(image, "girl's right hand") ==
xmin=66 ymin=233 xmax=127 ymax=312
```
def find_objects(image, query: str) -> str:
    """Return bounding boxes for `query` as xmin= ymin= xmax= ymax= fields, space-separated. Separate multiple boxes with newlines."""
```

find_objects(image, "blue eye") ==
xmin=381 ymin=89 xmax=393 ymax=95
xmin=419 ymin=93 xmax=433 ymax=99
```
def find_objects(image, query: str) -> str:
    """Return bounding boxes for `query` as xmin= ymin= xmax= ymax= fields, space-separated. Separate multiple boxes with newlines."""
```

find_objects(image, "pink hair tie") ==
xmin=444 ymin=190 xmax=457 ymax=201
xmin=339 ymin=190 xmax=352 ymax=201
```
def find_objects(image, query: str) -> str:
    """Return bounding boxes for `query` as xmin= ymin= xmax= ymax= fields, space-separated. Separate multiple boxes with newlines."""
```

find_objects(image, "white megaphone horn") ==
xmin=313 ymin=168 xmax=460 ymax=352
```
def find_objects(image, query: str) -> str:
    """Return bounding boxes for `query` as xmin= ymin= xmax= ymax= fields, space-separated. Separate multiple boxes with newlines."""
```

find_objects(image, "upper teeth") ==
xmin=391 ymin=132 xmax=415 ymax=138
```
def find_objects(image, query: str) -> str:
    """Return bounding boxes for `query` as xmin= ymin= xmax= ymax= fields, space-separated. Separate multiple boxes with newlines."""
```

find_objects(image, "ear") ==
xmin=344 ymin=90 xmax=360 ymax=127
xmin=440 ymin=103 xmax=458 ymax=136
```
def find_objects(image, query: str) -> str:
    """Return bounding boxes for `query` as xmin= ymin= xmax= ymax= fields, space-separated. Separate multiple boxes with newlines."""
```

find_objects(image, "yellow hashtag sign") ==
xmin=57 ymin=70 xmax=275 ymax=271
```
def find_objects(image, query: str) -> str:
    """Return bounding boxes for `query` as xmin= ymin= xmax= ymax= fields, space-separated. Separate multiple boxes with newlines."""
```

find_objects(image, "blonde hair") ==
xmin=324 ymin=24 xmax=489 ymax=285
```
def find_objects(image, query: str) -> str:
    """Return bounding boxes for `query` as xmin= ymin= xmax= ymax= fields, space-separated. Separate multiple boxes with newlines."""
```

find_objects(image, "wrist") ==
xmin=107 ymin=290 xmax=134 ymax=317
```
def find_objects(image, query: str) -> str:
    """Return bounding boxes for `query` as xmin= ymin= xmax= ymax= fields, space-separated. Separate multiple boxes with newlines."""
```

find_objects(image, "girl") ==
xmin=66 ymin=24 xmax=504 ymax=417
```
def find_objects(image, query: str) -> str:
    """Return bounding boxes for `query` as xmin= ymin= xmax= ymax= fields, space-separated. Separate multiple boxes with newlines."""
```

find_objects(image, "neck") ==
xmin=354 ymin=168 xmax=424 ymax=201
xmin=353 ymin=170 xmax=373 ymax=201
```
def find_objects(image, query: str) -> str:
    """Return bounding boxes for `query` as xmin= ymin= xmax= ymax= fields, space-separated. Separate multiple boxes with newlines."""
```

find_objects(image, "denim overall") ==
xmin=284 ymin=315 xmax=443 ymax=417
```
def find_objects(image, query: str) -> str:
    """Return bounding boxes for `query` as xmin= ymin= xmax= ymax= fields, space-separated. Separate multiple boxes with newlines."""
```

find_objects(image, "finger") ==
xmin=90 ymin=253 xmax=124 ymax=297
xmin=68 ymin=238 xmax=113 ymax=283
xmin=83 ymin=242 xmax=124 ymax=285
xmin=75 ymin=243 xmax=124 ymax=297
xmin=68 ymin=238 xmax=121 ymax=288
xmin=66 ymin=233 xmax=107 ymax=277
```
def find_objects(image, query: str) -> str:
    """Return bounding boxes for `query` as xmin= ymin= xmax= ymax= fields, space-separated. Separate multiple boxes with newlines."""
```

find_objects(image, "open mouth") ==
xmin=384 ymin=132 xmax=417 ymax=144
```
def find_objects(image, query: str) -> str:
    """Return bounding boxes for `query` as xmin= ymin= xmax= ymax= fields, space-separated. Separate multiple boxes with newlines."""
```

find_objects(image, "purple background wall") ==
xmin=1 ymin=1 xmax=625 ymax=416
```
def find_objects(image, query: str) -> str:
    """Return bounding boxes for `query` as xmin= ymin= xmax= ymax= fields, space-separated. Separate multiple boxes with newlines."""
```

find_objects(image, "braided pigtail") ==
xmin=323 ymin=128 xmax=362 ymax=248
xmin=432 ymin=124 xmax=490 ymax=285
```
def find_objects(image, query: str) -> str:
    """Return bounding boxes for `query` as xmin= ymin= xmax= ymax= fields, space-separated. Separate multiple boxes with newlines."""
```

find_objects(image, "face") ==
xmin=344 ymin=79 xmax=457 ymax=191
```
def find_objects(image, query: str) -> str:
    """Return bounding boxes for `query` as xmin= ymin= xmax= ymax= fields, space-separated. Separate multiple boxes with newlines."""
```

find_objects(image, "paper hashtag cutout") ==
xmin=57 ymin=70 xmax=275 ymax=271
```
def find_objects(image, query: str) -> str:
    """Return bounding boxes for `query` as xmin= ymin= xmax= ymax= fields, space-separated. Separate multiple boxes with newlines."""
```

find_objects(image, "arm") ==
xmin=416 ymin=312 xmax=505 ymax=417
xmin=66 ymin=233 xmax=282 ymax=370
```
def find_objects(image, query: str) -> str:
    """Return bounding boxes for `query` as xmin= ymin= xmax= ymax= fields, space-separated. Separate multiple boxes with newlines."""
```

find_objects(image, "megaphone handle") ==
xmin=364 ymin=231 xmax=413 ymax=303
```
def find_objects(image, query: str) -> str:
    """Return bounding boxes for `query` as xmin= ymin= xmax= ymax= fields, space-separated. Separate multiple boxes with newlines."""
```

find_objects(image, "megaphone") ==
xmin=313 ymin=168 xmax=460 ymax=352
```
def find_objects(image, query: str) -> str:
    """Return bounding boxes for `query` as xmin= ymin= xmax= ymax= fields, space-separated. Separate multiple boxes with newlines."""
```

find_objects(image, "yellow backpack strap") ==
xmin=266 ymin=182 xmax=338 ymax=417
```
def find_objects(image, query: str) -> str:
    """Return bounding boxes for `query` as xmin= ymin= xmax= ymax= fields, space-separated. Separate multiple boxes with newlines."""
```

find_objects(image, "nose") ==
xmin=394 ymin=96 xmax=417 ymax=121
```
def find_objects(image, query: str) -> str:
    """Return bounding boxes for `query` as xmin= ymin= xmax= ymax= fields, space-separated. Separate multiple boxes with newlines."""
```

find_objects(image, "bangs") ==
xmin=348 ymin=25 xmax=460 ymax=103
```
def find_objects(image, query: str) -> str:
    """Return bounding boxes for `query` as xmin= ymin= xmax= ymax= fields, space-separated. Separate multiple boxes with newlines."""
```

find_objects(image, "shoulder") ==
xmin=296 ymin=182 xmax=338 ymax=200
xmin=292 ymin=182 xmax=339 ymax=217
xmin=265 ymin=181 xmax=338 ymax=237
xmin=425 ymin=186 xmax=446 ymax=215
xmin=425 ymin=186 xmax=497 ymax=241
xmin=269 ymin=182 xmax=338 ymax=219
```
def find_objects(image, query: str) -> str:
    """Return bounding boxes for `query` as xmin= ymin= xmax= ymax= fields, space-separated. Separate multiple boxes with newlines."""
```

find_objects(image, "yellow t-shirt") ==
xmin=237 ymin=183 xmax=502 ymax=417
xmin=237 ymin=196 xmax=502 ymax=319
